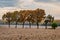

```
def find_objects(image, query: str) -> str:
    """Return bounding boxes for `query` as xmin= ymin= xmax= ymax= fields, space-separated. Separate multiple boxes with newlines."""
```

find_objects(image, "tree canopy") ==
xmin=2 ymin=8 xmax=45 ymax=28
xmin=2 ymin=8 xmax=45 ymax=23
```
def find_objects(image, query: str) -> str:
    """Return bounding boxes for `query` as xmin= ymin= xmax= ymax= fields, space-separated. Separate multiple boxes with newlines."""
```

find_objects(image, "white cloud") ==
xmin=0 ymin=0 xmax=60 ymax=19
xmin=0 ymin=7 xmax=21 ymax=19
xmin=33 ymin=2 xmax=60 ymax=19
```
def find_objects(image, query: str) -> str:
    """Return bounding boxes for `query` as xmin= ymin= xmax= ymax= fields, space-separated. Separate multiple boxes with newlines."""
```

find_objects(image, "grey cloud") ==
xmin=34 ymin=0 xmax=60 ymax=3
xmin=34 ymin=0 xmax=51 ymax=2
xmin=0 ymin=0 xmax=18 ymax=7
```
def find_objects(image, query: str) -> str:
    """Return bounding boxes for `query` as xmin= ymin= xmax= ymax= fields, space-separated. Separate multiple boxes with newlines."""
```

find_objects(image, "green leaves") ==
xmin=51 ymin=22 xmax=58 ymax=29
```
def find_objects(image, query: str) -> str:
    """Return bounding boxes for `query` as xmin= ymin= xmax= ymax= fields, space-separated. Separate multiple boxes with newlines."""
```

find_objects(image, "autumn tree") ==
xmin=19 ymin=10 xmax=28 ymax=28
xmin=26 ymin=13 xmax=32 ymax=28
xmin=12 ymin=11 xmax=20 ymax=28
xmin=2 ymin=12 xmax=12 ymax=28
xmin=35 ymin=8 xmax=45 ymax=29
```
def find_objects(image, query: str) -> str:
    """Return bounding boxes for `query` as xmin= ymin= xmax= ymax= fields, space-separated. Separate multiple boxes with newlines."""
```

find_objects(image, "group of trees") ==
xmin=2 ymin=8 xmax=54 ymax=29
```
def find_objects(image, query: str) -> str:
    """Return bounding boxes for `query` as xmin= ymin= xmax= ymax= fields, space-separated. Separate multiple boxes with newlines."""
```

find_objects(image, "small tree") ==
xmin=51 ymin=22 xmax=58 ymax=29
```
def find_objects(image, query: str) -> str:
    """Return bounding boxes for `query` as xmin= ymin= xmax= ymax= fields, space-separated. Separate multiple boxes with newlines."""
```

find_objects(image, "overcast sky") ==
xmin=0 ymin=0 xmax=60 ymax=19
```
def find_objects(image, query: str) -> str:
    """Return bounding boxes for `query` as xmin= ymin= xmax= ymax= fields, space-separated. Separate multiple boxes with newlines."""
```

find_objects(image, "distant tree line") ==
xmin=2 ymin=8 xmax=54 ymax=29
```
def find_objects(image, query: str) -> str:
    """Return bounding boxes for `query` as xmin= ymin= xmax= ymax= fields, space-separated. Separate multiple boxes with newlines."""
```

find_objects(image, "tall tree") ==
xmin=19 ymin=10 xmax=26 ymax=28
xmin=13 ymin=11 xmax=19 ymax=28
xmin=2 ymin=12 xmax=12 ymax=28
xmin=35 ymin=8 xmax=45 ymax=29
xmin=26 ymin=14 xmax=32 ymax=28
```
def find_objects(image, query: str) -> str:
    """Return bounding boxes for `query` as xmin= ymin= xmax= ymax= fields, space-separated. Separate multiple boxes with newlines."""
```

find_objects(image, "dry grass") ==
xmin=0 ymin=27 xmax=60 ymax=40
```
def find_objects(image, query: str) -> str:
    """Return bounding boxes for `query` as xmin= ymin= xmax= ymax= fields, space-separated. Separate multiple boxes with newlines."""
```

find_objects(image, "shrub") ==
xmin=51 ymin=22 xmax=58 ymax=29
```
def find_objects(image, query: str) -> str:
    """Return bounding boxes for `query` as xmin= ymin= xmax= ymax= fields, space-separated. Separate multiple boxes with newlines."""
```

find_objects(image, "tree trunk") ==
xmin=37 ymin=22 xmax=39 ymax=29
xmin=8 ymin=21 xmax=10 ymax=28
xmin=15 ymin=21 xmax=17 ymax=28
xmin=22 ymin=22 xmax=24 ymax=28
xmin=29 ymin=21 xmax=31 ymax=28
xmin=36 ymin=15 xmax=39 ymax=29
xmin=45 ymin=23 xmax=47 ymax=29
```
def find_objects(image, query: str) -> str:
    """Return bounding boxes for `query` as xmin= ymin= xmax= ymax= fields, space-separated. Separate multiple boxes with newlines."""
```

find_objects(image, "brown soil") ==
xmin=0 ymin=27 xmax=60 ymax=40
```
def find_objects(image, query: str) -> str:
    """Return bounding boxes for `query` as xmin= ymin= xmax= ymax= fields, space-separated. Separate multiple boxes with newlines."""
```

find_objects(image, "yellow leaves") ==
xmin=2 ymin=8 xmax=45 ymax=23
